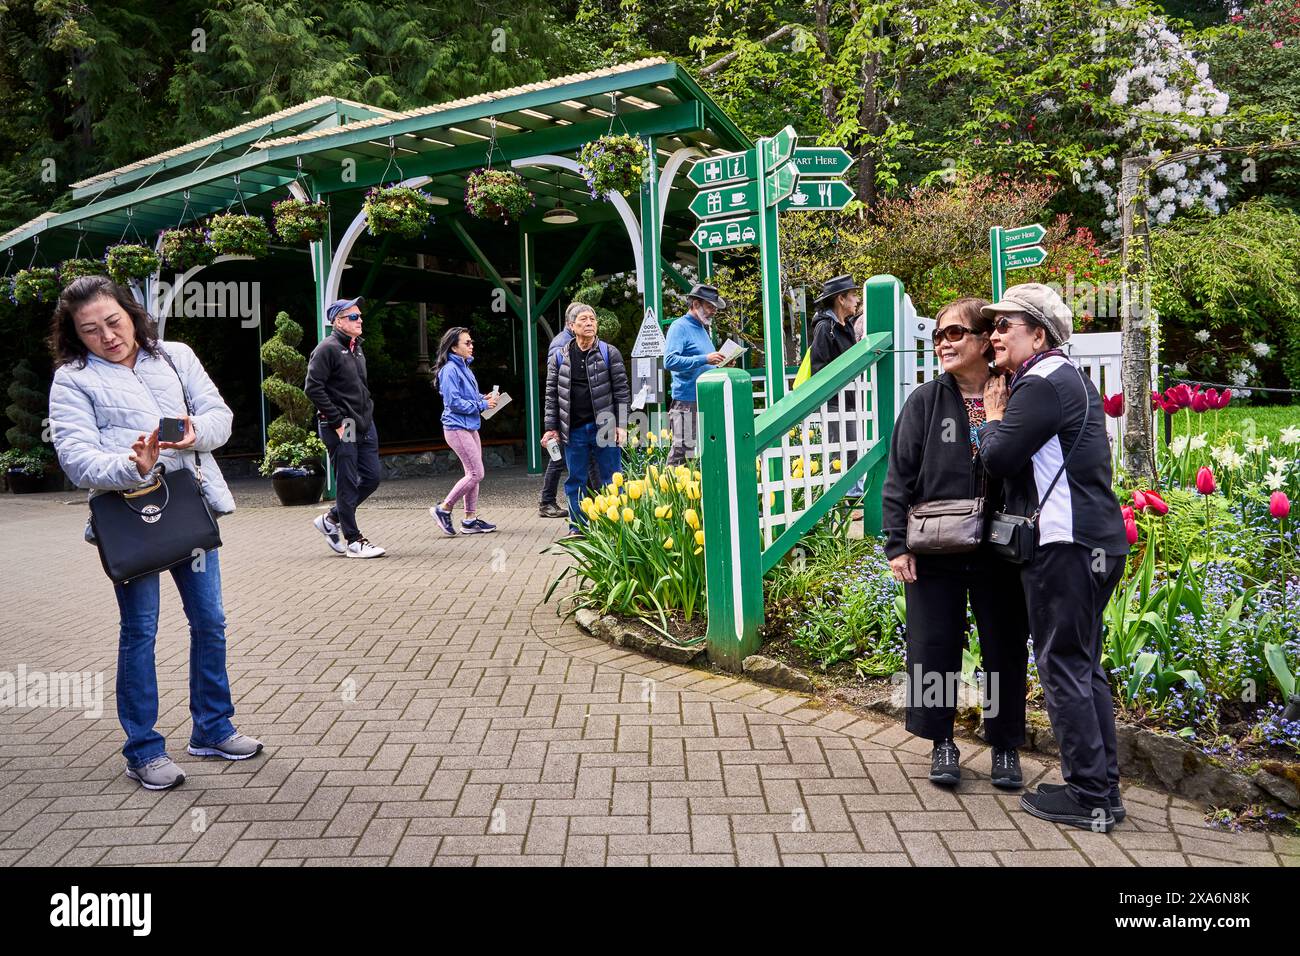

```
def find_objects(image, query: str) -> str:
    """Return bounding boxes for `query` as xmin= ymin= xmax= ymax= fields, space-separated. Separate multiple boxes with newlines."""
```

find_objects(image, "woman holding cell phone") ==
xmin=430 ymin=326 xmax=498 ymax=535
xmin=46 ymin=276 xmax=262 ymax=791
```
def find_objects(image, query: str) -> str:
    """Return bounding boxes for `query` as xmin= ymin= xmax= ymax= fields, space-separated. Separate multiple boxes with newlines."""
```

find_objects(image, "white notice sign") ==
xmin=630 ymin=307 xmax=666 ymax=358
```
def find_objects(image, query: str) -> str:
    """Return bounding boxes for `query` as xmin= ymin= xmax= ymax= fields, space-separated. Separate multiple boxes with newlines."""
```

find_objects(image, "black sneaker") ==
xmin=1020 ymin=787 xmax=1115 ymax=833
xmin=539 ymin=502 xmax=568 ymax=518
xmin=990 ymin=747 xmax=1023 ymax=790
xmin=1038 ymin=783 xmax=1126 ymax=822
xmin=929 ymin=739 xmax=961 ymax=787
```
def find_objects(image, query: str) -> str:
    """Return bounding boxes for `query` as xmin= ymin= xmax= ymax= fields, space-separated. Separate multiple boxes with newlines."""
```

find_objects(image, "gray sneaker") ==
xmin=125 ymin=755 xmax=187 ymax=790
xmin=188 ymin=732 xmax=264 ymax=761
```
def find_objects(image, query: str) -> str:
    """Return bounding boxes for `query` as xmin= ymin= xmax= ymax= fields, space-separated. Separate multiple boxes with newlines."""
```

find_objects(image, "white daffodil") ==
xmin=1170 ymin=435 xmax=1189 ymax=456
xmin=1269 ymin=456 xmax=1291 ymax=472
xmin=1245 ymin=437 xmax=1270 ymax=455
xmin=1190 ymin=434 xmax=1208 ymax=451
xmin=1265 ymin=471 xmax=1286 ymax=491
xmin=1280 ymin=426 xmax=1300 ymax=445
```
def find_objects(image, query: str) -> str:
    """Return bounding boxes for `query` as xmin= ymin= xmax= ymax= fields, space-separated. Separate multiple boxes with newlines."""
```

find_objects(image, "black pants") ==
xmin=539 ymin=441 xmax=600 ymax=507
xmin=1021 ymin=543 xmax=1126 ymax=807
xmin=904 ymin=552 xmax=1029 ymax=748
xmin=320 ymin=421 xmax=381 ymax=542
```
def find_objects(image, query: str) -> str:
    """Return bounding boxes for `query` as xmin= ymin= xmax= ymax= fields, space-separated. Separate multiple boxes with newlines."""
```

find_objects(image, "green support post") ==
xmin=698 ymin=367 xmax=764 ymax=670
xmin=639 ymin=136 xmax=664 ymax=435
xmin=990 ymin=226 xmax=1005 ymax=303
xmin=755 ymin=141 xmax=786 ymax=407
xmin=311 ymin=193 xmax=337 ymax=500
xmin=860 ymin=275 xmax=899 ymax=535
xmin=520 ymin=230 xmax=542 ymax=475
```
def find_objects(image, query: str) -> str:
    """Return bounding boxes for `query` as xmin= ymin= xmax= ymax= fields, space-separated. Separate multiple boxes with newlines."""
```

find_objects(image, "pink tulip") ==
xmin=1121 ymin=504 xmax=1134 ymax=522
xmin=1124 ymin=517 xmax=1139 ymax=544
xmin=1132 ymin=490 xmax=1147 ymax=511
xmin=1196 ymin=466 xmax=1216 ymax=496
xmin=1103 ymin=393 xmax=1124 ymax=418
xmin=1144 ymin=490 xmax=1169 ymax=516
xmin=1270 ymin=491 xmax=1291 ymax=520
xmin=1191 ymin=391 xmax=1210 ymax=413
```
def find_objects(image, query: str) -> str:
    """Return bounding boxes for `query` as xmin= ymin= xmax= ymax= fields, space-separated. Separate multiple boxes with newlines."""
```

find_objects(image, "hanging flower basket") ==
xmin=105 ymin=244 xmax=160 ymax=284
xmin=59 ymin=258 xmax=108 ymax=285
xmin=464 ymin=169 xmax=533 ymax=223
xmin=273 ymin=198 xmax=328 ymax=244
xmin=208 ymin=213 xmax=269 ymax=257
xmin=577 ymin=134 xmax=648 ymax=198
xmin=159 ymin=227 xmax=217 ymax=272
xmin=363 ymin=186 xmax=436 ymax=239
xmin=12 ymin=267 xmax=60 ymax=304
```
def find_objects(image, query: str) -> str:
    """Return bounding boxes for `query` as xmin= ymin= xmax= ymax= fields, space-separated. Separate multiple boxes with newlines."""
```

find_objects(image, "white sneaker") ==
xmin=313 ymin=513 xmax=346 ymax=554
xmin=345 ymin=537 xmax=386 ymax=558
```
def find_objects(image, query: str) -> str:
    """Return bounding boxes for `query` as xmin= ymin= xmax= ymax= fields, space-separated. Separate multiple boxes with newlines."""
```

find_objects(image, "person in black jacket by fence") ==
xmin=809 ymin=275 xmax=868 ymax=504
xmin=881 ymin=298 xmax=1029 ymax=791
xmin=979 ymin=283 xmax=1130 ymax=833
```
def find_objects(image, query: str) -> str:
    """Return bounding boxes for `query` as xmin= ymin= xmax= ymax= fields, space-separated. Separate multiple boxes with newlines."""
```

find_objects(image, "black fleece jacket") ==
xmin=881 ymin=372 xmax=1003 ymax=561
xmin=304 ymin=328 xmax=375 ymax=435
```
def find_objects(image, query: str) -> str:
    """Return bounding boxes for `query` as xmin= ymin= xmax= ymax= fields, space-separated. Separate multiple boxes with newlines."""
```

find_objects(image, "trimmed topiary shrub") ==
xmin=260 ymin=311 xmax=314 ymax=448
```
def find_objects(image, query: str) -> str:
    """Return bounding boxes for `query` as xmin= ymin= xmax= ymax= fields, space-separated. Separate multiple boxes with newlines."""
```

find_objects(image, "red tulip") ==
xmin=1214 ymin=388 xmax=1233 ymax=409
xmin=1270 ymin=491 xmax=1291 ymax=519
xmin=1124 ymin=517 xmax=1139 ymax=544
xmin=1144 ymin=490 xmax=1169 ymax=516
xmin=1203 ymin=387 xmax=1219 ymax=408
xmin=1120 ymin=504 xmax=1134 ymax=522
xmin=1190 ymin=391 xmax=1210 ymax=412
xmin=1132 ymin=490 xmax=1148 ymax=511
xmin=1196 ymin=466 xmax=1216 ymax=495
xmin=1165 ymin=384 xmax=1193 ymax=409
xmin=1151 ymin=390 xmax=1162 ymax=411
xmin=1103 ymin=392 xmax=1124 ymax=418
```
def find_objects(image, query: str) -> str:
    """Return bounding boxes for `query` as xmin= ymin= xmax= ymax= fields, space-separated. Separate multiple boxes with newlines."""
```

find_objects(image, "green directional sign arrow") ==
xmin=792 ymin=146 xmax=855 ymax=178
xmin=690 ymin=181 xmax=758 ymax=220
xmin=760 ymin=125 xmax=797 ymax=170
xmin=1001 ymin=223 xmax=1046 ymax=248
xmin=779 ymin=179 xmax=855 ymax=212
xmin=763 ymin=161 xmax=799 ymax=207
xmin=687 ymin=149 xmax=754 ymax=188
xmin=1001 ymin=245 xmax=1047 ymax=270
xmin=690 ymin=214 xmax=760 ymax=252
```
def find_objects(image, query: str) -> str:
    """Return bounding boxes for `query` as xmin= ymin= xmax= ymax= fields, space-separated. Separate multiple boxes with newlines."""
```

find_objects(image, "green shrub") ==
xmin=5 ymin=359 xmax=46 ymax=450
xmin=259 ymin=311 xmax=313 ymax=453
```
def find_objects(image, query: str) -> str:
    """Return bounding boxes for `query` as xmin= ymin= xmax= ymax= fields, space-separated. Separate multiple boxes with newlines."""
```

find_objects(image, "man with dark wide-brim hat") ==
xmin=663 ymin=283 xmax=727 ymax=466
xmin=807 ymin=274 xmax=866 ymax=504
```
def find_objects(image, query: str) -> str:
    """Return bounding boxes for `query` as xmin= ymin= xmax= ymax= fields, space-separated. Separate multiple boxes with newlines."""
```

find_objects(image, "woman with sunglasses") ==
xmin=431 ymin=327 xmax=498 ymax=535
xmin=978 ymin=283 xmax=1129 ymax=833
xmin=881 ymin=298 xmax=1029 ymax=791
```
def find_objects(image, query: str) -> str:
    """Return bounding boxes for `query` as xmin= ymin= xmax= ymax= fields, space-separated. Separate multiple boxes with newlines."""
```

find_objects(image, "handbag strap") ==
xmin=1028 ymin=363 xmax=1090 ymax=524
xmin=156 ymin=347 xmax=204 ymax=481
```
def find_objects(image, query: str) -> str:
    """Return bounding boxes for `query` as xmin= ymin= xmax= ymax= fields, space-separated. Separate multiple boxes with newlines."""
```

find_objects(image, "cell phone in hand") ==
xmin=159 ymin=417 xmax=186 ymax=443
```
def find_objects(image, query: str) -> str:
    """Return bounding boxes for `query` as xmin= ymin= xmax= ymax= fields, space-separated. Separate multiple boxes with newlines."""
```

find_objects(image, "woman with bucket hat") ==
xmin=808 ymin=275 xmax=866 ymax=502
xmin=977 ymin=282 xmax=1130 ymax=833
xmin=663 ymin=284 xmax=727 ymax=466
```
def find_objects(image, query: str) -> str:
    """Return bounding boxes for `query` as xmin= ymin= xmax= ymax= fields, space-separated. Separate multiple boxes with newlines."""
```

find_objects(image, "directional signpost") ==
xmin=990 ymin=223 xmax=1047 ymax=300
xmin=689 ymin=181 xmax=758 ymax=221
xmin=690 ymin=214 xmax=760 ymax=252
xmin=791 ymin=146 xmax=855 ymax=178
xmin=687 ymin=150 xmax=753 ymax=188
xmin=779 ymin=178 xmax=854 ymax=212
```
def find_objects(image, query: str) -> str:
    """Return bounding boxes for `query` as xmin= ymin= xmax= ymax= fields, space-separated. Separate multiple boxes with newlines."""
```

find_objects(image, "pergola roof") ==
xmin=0 ymin=58 xmax=751 ymax=259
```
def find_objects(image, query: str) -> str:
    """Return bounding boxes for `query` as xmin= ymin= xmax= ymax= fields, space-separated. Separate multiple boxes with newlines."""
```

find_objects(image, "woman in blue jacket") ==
xmin=431 ymin=327 xmax=498 ymax=535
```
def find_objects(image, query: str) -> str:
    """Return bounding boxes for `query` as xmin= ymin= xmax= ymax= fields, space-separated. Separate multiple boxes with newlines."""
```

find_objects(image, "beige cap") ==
xmin=980 ymin=282 xmax=1072 ymax=346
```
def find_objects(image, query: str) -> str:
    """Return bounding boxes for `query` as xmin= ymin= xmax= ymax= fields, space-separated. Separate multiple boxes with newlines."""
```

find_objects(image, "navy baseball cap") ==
xmin=326 ymin=297 xmax=363 ymax=322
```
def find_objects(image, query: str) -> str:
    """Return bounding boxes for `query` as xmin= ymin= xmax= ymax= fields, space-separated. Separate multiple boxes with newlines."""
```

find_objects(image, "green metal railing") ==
xmin=696 ymin=275 xmax=903 ymax=669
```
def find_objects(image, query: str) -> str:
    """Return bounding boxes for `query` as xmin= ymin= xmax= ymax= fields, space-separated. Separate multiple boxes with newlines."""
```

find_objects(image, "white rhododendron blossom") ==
xmin=1079 ymin=18 xmax=1230 ymax=235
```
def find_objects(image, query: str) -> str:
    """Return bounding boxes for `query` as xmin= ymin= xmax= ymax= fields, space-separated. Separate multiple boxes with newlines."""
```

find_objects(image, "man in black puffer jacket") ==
xmin=541 ymin=303 xmax=630 ymax=536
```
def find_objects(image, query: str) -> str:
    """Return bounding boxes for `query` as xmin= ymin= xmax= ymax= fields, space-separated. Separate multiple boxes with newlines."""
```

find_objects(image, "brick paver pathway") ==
xmin=1 ymin=491 xmax=1295 ymax=866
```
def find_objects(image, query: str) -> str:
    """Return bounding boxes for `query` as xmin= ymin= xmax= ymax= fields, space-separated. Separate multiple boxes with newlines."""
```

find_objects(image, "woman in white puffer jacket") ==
xmin=47 ymin=277 xmax=262 ymax=790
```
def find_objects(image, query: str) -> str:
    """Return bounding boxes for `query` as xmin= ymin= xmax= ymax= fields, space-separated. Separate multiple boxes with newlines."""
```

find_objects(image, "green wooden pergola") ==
xmin=0 ymin=57 xmax=753 ymax=473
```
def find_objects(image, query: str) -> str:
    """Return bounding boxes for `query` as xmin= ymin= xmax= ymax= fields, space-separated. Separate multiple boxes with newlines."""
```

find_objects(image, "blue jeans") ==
xmin=565 ymin=421 xmax=622 ymax=532
xmin=112 ymin=548 xmax=236 ymax=766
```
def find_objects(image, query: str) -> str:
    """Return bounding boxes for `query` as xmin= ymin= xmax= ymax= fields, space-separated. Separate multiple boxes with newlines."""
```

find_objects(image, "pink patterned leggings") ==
xmin=443 ymin=428 xmax=484 ymax=513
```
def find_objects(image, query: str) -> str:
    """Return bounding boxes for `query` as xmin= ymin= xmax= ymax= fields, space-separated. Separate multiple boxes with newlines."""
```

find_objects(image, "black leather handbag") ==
xmin=988 ymin=365 xmax=1090 ymax=565
xmin=87 ymin=350 xmax=221 ymax=584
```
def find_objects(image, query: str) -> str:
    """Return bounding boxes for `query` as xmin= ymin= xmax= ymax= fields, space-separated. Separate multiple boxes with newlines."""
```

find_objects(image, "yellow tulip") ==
xmin=768 ymin=491 xmax=775 ymax=508
xmin=831 ymin=459 xmax=842 ymax=472
xmin=811 ymin=460 xmax=821 ymax=475
xmin=663 ymin=537 xmax=674 ymax=550
xmin=628 ymin=481 xmax=643 ymax=500
xmin=693 ymin=470 xmax=701 ymax=481
xmin=663 ymin=506 xmax=673 ymax=520
xmin=620 ymin=493 xmax=628 ymax=506
xmin=660 ymin=428 xmax=671 ymax=440
xmin=622 ymin=507 xmax=635 ymax=523
xmin=606 ymin=504 xmax=620 ymax=521
xmin=648 ymin=464 xmax=658 ymax=481
xmin=612 ymin=472 xmax=624 ymax=488
xmin=684 ymin=508 xmax=699 ymax=529
xmin=694 ymin=530 xmax=704 ymax=546
xmin=693 ymin=547 xmax=703 ymax=555
xmin=630 ymin=435 xmax=639 ymax=448
xmin=647 ymin=431 xmax=658 ymax=444
xmin=659 ymin=476 xmax=670 ymax=492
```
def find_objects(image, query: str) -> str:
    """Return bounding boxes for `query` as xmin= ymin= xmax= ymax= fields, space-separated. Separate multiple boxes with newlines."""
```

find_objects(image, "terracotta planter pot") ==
xmin=270 ymin=463 xmax=325 ymax=506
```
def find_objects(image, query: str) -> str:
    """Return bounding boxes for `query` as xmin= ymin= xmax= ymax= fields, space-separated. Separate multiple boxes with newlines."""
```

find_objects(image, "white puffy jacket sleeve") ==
xmin=48 ymin=367 xmax=149 ymax=492
xmin=167 ymin=342 xmax=233 ymax=453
